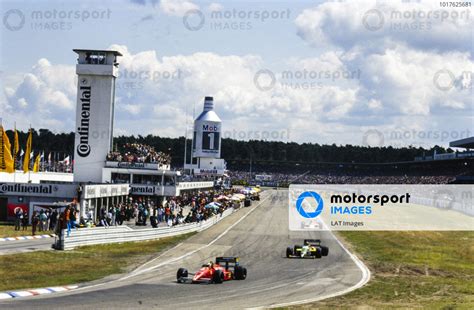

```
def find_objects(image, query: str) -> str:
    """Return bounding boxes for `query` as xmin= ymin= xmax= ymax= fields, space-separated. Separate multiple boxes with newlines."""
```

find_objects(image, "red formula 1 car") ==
xmin=176 ymin=257 xmax=247 ymax=284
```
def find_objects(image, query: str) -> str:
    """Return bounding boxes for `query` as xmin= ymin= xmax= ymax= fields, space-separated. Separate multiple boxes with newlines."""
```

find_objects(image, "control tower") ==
xmin=72 ymin=49 xmax=122 ymax=183
xmin=186 ymin=96 xmax=226 ymax=176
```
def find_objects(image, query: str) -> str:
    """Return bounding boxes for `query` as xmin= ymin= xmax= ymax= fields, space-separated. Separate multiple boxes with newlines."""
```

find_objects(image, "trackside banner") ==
xmin=289 ymin=185 xmax=474 ymax=231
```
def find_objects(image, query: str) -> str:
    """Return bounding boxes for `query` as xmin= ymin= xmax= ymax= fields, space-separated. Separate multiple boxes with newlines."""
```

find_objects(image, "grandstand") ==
xmin=229 ymin=137 xmax=474 ymax=186
xmin=448 ymin=137 xmax=474 ymax=183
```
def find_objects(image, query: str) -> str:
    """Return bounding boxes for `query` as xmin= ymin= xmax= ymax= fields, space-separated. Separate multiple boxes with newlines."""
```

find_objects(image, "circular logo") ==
xmin=183 ymin=9 xmax=205 ymax=31
xmin=362 ymin=129 xmax=384 ymax=147
xmin=362 ymin=9 xmax=384 ymax=31
xmin=3 ymin=9 xmax=25 ymax=31
xmin=254 ymin=69 xmax=276 ymax=92
xmin=433 ymin=69 xmax=455 ymax=92
xmin=296 ymin=191 xmax=324 ymax=218
xmin=433 ymin=189 xmax=455 ymax=210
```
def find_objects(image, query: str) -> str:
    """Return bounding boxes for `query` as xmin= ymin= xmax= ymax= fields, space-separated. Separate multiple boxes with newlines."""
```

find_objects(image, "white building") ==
xmin=185 ymin=96 xmax=227 ymax=176
xmin=0 ymin=49 xmax=216 ymax=223
xmin=102 ymin=161 xmax=214 ymax=202
xmin=73 ymin=49 xmax=121 ymax=183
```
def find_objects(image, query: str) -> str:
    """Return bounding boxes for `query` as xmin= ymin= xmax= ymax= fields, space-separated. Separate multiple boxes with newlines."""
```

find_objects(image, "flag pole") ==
xmin=184 ymin=101 xmax=188 ymax=168
xmin=13 ymin=122 xmax=16 ymax=183
xmin=28 ymin=125 xmax=31 ymax=183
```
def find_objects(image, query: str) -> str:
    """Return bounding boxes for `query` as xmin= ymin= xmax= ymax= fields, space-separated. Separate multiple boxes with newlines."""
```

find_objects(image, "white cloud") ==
xmin=2 ymin=40 xmax=472 ymax=147
xmin=356 ymin=45 xmax=473 ymax=116
xmin=295 ymin=0 xmax=473 ymax=53
xmin=290 ymin=0 xmax=473 ymax=146
xmin=3 ymin=58 xmax=76 ymax=131
xmin=17 ymin=98 xmax=28 ymax=108
xmin=121 ymin=104 xmax=142 ymax=115
xmin=159 ymin=0 xmax=199 ymax=17
xmin=368 ymin=99 xmax=382 ymax=110
xmin=208 ymin=3 xmax=224 ymax=12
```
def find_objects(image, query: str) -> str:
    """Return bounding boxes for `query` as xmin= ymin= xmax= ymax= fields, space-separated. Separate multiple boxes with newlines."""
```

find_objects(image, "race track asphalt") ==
xmin=0 ymin=238 xmax=53 ymax=255
xmin=1 ymin=190 xmax=367 ymax=309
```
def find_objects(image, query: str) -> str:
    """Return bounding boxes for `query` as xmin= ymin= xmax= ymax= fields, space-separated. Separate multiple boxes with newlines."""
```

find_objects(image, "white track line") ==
xmin=6 ymin=190 xmax=370 ymax=307
xmin=1 ymin=197 xmax=267 ymax=301
xmin=253 ymin=216 xmax=371 ymax=308
xmin=66 ymin=195 xmax=271 ymax=293
xmin=117 ymin=195 xmax=270 ymax=281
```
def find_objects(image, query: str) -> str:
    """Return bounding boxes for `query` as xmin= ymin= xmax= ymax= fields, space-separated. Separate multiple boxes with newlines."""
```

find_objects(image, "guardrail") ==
xmin=55 ymin=208 xmax=236 ymax=250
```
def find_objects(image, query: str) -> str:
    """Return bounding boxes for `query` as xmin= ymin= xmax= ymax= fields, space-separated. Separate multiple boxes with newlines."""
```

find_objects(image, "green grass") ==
xmin=0 ymin=233 xmax=194 ymax=291
xmin=290 ymin=232 xmax=474 ymax=309
xmin=0 ymin=224 xmax=52 ymax=238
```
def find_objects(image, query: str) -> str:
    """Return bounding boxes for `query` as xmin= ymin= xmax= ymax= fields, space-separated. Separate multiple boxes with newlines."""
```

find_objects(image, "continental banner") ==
xmin=0 ymin=125 xmax=14 ymax=173
xmin=289 ymin=184 xmax=474 ymax=231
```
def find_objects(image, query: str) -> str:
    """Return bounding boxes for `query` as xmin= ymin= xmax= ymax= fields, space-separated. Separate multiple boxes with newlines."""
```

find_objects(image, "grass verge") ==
xmin=291 ymin=231 xmax=474 ymax=309
xmin=0 ymin=233 xmax=194 ymax=291
xmin=0 ymin=224 xmax=52 ymax=238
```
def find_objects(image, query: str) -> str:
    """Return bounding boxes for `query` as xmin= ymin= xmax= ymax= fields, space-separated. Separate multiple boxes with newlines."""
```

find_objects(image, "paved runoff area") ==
xmin=0 ymin=237 xmax=55 ymax=256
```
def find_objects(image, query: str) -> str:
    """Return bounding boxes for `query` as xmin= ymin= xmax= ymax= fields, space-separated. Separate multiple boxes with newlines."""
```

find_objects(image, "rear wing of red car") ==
xmin=215 ymin=257 xmax=240 ymax=269
xmin=304 ymin=239 xmax=321 ymax=246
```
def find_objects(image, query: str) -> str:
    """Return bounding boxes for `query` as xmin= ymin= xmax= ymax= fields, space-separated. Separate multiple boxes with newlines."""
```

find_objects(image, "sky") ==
xmin=0 ymin=0 xmax=473 ymax=148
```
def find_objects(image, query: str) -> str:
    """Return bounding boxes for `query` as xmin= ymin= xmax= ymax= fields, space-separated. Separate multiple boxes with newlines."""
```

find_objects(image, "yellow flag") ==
xmin=14 ymin=129 xmax=19 ymax=156
xmin=0 ymin=125 xmax=14 ymax=173
xmin=23 ymin=129 xmax=32 ymax=173
xmin=33 ymin=153 xmax=41 ymax=172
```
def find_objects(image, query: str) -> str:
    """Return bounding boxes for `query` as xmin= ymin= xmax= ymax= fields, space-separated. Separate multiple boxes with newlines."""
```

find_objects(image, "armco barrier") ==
xmin=56 ymin=208 xmax=236 ymax=250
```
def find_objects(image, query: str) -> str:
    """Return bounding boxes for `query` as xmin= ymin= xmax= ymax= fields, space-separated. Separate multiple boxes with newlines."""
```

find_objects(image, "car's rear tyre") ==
xmin=212 ymin=269 xmax=224 ymax=284
xmin=177 ymin=268 xmax=188 ymax=282
xmin=321 ymin=246 xmax=329 ymax=256
xmin=234 ymin=266 xmax=247 ymax=280
xmin=286 ymin=247 xmax=293 ymax=258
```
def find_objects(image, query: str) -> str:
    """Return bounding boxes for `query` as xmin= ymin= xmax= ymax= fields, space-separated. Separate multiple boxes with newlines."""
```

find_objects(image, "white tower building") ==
xmin=193 ymin=96 xmax=222 ymax=158
xmin=72 ymin=49 xmax=122 ymax=183
xmin=187 ymin=96 xmax=226 ymax=175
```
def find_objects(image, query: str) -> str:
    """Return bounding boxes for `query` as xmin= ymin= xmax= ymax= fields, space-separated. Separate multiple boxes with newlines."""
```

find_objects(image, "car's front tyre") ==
xmin=321 ymin=246 xmax=329 ymax=256
xmin=213 ymin=269 xmax=224 ymax=284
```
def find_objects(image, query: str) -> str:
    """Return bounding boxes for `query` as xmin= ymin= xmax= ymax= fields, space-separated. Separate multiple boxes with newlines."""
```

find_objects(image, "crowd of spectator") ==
xmin=13 ymin=160 xmax=73 ymax=173
xmin=229 ymin=170 xmax=457 ymax=185
xmin=10 ymin=187 xmax=241 ymax=239
xmin=88 ymin=188 xmax=238 ymax=229
xmin=106 ymin=143 xmax=172 ymax=165
xmin=40 ymin=161 xmax=73 ymax=173
xmin=14 ymin=207 xmax=60 ymax=236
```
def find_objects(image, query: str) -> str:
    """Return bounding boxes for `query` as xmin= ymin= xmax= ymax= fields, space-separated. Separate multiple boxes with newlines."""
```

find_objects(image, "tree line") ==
xmin=4 ymin=129 xmax=451 ymax=167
